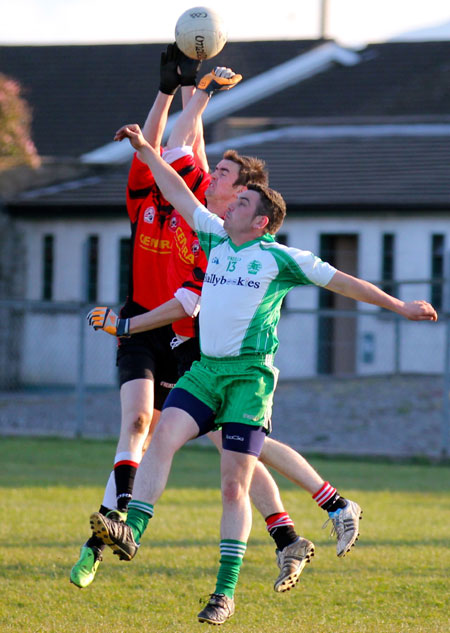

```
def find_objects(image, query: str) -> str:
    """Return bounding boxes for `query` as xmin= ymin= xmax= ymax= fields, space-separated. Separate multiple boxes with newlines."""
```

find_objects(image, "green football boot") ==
xmin=70 ymin=545 xmax=103 ymax=589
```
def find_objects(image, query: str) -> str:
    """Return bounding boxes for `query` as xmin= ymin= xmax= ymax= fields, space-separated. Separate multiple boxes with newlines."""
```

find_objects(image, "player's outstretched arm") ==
xmin=115 ymin=124 xmax=200 ymax=228
xmin=326 ymin=271 xmax=438 ymax=321
xmin=87 ymin=299 xmax=190 ymax=337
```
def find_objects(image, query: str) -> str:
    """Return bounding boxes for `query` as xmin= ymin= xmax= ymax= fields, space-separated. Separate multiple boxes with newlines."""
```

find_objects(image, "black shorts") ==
xmin=117 ymin=326 xmax=178 ymax=410
xmin=116 ymin=328 xmax=201 ymax=411
xmin=171 ymin=337 xmax=201 ymax=377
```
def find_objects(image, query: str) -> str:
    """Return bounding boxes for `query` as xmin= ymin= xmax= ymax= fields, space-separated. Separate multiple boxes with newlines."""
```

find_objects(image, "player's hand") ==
xmin=114 ymin=124 xmax=147 ymax=150
xmin=159 ymin=43 xmax=180 ymax=95
xmin=401 ymin=300 xmax=438 ymax=322
xmin=176 ymin=45 xmax=202 ymax=86
xmin=87 ymin=307 xmax=131 ymax=337
xmin=198 ymin=67 xmax=242 ymax=96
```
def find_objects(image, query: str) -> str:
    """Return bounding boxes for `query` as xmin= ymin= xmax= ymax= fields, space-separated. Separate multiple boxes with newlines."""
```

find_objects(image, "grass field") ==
xmin=0 ymin=437 xmax=448 ymax=633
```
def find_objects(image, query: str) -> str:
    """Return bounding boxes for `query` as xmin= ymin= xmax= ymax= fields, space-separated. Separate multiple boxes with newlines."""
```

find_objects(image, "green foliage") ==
xmin=0 ymin=74 xmax=40 ymax=169
xmin=0 ymin=438 xmax=449 ymax=632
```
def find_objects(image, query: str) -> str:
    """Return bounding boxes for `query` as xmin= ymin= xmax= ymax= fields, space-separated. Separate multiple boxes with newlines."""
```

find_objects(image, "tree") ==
xmin=0 ymin=73 xmax=40 ymax=170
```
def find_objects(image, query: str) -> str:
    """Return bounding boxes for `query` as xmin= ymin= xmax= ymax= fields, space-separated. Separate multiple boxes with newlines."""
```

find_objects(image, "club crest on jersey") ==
xmin=191 ymin=240 xmax=200 ymax=254
xmin=248 ymin=260 xmax=262 ymax=275
xmin=143 ymin=206 xmax=156 ymax=224
xmin=169 ymin=215 xmax=179 ymax=231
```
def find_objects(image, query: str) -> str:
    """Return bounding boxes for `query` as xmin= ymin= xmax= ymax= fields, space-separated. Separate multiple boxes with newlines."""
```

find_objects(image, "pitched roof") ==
xmin=206 ymin=124 xmax=450 ymax=207
xmin=8 ymin=124 xmax=450 ymax=212
xmin=0 ymin=40 xmax=319 ymax=159
xmin=3 ymin=40 xmax=450 ymax=163
xmin=82 ymin=42 xmax=359 ymax=165
xmin=230 ymin=41 xmax=450 ymax=120
xmin=8 ymin=168 xmax=128 ymax=211
xmin=3 ymin=40 xmax=450 ymax=212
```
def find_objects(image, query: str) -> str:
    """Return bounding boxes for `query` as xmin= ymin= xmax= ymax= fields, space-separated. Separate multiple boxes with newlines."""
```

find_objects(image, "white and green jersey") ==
xmin=194 ymin=205 xmax=337 ymax=358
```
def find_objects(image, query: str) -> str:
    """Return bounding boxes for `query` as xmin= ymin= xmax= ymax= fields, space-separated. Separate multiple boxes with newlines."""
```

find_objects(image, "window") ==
xmin=42 ymin=234 xmax=54 ymax=300
xmin=118 ymin=238 xmax=131 ymax=303
xmin=431 ymin=234 xmax=445 ymax=311
xmin=381 ymin=234 xmax=395 ymax=296
xmin=87 ymin=235 xmax=99 ymax=302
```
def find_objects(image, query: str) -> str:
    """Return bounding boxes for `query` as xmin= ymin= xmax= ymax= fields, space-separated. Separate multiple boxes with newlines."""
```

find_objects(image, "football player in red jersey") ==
xmin=70 ymin=45 xmax=210 ymax=589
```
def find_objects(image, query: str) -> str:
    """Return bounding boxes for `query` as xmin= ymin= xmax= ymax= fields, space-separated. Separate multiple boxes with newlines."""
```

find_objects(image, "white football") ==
xmin=175 ymin=6 xmax=227 ymax=60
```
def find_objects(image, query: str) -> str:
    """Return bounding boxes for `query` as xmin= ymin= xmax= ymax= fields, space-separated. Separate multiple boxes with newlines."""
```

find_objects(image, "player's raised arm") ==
xmin=167 ymin=66 xmax=242 ymax=150
xmin=115 ymin=124 xmax=201 ymax=228
xmin=140 ymin=43 xmax=180 ymax=150
xmin=326 ymin=270 xmax=438 ymax=321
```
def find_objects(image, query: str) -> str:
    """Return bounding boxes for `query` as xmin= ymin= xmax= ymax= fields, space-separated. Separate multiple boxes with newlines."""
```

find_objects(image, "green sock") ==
xmin=214 ymin=539 xmax=247 ymax=599
xmin=126 ymin=501 xmax=154 ymax=542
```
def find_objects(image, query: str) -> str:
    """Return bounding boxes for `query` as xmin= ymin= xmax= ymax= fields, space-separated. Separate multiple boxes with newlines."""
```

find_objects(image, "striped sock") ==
xmin=126 ymin=500 xmax=154 ymax=542
xmin=265 ymin=512 xmax=298 ymax=550
xmin=312 ymin=482 xmax=346 ymax=512
xmin=215 ymin=540 xmax=247 ymax=599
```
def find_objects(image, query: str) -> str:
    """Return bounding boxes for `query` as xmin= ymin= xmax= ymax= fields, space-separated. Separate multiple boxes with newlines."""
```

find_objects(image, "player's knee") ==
xmin=151 ymin=416 xmax=179 ymax=449
xmin=129 ymin=411 xmax=151 ymax=436
xmin=221 ymin=477 xmax=245 ymax=504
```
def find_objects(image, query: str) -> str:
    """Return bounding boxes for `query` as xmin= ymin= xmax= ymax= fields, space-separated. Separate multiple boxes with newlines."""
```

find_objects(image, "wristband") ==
xmin=116 ymin=318 xmax=131 ymax=338
xmin=179 ymin=76 xmax=197 ymax=87
xmin=158 ymin=83 xmax=179 ymax=96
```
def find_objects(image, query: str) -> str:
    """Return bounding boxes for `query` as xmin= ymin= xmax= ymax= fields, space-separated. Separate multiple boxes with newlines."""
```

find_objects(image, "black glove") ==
xmin=176 ymin=45 xmax=203 ymax=87
xmin=159 ymin=43 xmax=180 ymax=95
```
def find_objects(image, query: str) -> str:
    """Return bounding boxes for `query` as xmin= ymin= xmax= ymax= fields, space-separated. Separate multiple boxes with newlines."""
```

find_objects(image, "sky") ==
xmin=1 ymin=0 xmax=449 ymax=47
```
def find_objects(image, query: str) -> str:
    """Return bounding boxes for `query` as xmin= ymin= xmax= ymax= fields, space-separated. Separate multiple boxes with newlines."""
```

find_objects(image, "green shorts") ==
xmin=174 ymin=354 xmax=279 ymax=432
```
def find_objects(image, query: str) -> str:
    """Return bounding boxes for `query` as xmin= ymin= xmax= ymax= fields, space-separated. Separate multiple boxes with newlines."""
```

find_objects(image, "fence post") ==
xmin=441 ymin=318 xmax=450 ymax=459
xmin=75 ymin=304 xmax=86 ymax=438
xmin=75 ymin=239 xmax=89 ymax=438
xmin=441 ymin=253 xmax=450 ymax=459
xmin=394 ymin=316 xmax=401 ymax=374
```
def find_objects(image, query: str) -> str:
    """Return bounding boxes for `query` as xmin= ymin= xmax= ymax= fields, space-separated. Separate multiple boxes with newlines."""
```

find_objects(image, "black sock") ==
xmin=265 ymin=512 xmax=299 ymax=550
xmin=85 ymin=536 xmax=105 ymax=552
xmin=321 ymin=493 xmax=347 ymax=513
xmin=114 ymin=464 xmax=137 ymax=511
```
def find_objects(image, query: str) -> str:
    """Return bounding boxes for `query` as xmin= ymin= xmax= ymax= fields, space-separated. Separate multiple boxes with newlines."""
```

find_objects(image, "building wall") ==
xmin=11 ymin=211 xmax=450 ymax=386
xmin=277 ymin=213 xmax=449 ymax=378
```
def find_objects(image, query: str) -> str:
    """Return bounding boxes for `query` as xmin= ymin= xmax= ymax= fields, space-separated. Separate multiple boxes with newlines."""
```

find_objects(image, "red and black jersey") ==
xmin=122 ymin=154 xmax=173 ymax=315
xmin=121 ymin=153 xmax=209 ymax=318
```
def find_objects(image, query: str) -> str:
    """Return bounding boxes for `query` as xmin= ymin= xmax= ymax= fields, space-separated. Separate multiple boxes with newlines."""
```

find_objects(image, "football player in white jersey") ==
xmin=87 ymin=66 xmax=365 ymax=599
